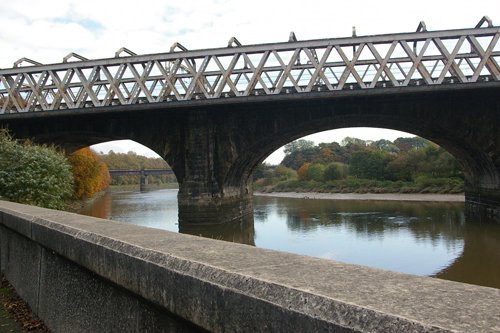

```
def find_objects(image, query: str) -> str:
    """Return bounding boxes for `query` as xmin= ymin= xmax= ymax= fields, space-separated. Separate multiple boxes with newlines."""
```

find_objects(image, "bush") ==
xmin=0 ymin=130 xmax=73 ymax=209
xmin=306 ymin=163 xmax=326 ymax=181
xmin=323 ymin=162 xmax=349 ymax=181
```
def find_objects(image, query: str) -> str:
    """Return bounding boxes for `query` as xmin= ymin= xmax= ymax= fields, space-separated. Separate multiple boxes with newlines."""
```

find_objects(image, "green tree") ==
xmin=341 ymin=136 xmax=367 ymax=148
xmin=350 ymin=150 xmax=394 ymax=180
xmin=284 ymin=139 xmax=314 ymax=155
xmin=371 ymin=139 xmax=400 ymax=153
xmin=0 ymin=130 xmax=73 ymax=209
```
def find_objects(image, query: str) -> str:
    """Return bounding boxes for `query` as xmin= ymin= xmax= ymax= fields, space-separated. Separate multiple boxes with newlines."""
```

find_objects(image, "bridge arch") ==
xmin=221 ymin=90 xmax=499 ymax=201
xmin=234 ymin=114 xmax=495 ymax=191
xmin=1 ymin=86 xmax=499 ymax=224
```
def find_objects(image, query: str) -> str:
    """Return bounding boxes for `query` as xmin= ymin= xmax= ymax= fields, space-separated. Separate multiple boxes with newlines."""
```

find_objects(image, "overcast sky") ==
xmin=1 ymin=0 xmax=498 ymax=164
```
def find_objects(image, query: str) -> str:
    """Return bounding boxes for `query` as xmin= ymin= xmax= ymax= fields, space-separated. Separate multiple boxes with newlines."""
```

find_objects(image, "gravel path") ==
xmin=255 ymin=192 xmax=465 ymax=202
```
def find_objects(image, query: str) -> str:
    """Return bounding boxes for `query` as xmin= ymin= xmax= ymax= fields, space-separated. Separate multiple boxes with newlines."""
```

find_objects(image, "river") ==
xmin=78 ymin=189 xmax=500 ymax=289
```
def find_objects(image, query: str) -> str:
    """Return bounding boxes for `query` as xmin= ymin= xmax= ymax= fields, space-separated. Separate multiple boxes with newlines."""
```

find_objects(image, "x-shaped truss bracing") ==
xmin=0 ymin=25 xmax=499 ymax=113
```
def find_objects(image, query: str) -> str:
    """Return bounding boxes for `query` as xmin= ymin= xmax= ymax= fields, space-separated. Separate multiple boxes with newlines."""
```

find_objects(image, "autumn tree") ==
xmin=297 ymin=163 xmax=311 ymax=181
xmin=68 ymin=147 xmax=110 ymax=199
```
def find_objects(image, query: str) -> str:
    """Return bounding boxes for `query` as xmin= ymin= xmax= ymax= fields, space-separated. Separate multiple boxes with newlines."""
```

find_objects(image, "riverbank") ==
xmin=254 ymin=191 xmax=465 ymax=202
xmin=254 ymin=177 xmax=464 ymax=195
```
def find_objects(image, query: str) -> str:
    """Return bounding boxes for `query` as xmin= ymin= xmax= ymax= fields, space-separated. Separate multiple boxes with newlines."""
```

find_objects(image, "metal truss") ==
xmin=1 ymin=18 xmax=499 ymax=114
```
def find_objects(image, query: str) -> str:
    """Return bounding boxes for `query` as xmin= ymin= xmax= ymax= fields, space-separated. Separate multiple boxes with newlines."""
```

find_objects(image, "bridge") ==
xmin=108 ymin=168 xmax=174 ymax=191
xmin=1 ymin=17 xmax=499 ymax=224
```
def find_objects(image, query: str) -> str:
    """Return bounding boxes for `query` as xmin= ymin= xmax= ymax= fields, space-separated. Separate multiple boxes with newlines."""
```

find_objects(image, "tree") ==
xmin=0 ymin=129 xmax=73 ymax=209
xmin=68 ymin=147 xmax=110 ymax=199
xmin=284 ymin=139 xmax=315 ymax=155
xmin=350 ymin=150 xmax=394 ymax=180
xmin=394 ymin=137 xmax=428 ymax=153
xmin=371 ymin=139 xmax=400 ymax=153
xmin=297 ymin=163 xmax=311 ymax=181
xmin=341 ymin=136 xmax=367 ymax=148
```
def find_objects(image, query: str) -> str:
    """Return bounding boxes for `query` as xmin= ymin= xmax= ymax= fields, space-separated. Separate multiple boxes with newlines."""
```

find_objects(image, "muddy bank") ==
xmin=254 ymin=192 xmax=465 ymax=202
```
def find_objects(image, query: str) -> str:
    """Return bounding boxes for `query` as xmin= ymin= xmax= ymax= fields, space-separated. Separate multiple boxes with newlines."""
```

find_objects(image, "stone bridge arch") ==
xmin=1 ymin=85 xmax=499 ymax=224
xmin=166 ymin=86 xmax=499 ymax=224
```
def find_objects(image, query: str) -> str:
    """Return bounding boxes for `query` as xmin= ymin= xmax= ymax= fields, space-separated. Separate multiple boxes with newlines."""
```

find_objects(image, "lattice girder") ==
xmin=1 ymin=25 xmax=499 ymax=113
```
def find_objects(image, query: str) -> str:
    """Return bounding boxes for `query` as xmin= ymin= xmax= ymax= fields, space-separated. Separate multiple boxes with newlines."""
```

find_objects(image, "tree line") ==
xmin=254 ymin=137 xmax=464 ymax=193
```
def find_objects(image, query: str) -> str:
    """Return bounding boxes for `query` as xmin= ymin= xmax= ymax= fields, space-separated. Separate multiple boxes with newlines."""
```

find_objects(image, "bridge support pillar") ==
xmin=167 ymin=110 xmax=253 ymax=225
xmin=139 ymin=171 xmax=148 ymax=192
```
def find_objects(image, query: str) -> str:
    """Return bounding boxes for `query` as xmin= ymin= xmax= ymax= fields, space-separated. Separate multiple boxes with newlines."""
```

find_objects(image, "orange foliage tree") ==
xmin=68 ymin=147 xmax=110 ymax=199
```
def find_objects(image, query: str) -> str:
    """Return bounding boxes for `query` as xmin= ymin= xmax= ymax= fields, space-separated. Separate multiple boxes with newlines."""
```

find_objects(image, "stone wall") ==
xmin=1 ymin=200 xmax=499 ymax=332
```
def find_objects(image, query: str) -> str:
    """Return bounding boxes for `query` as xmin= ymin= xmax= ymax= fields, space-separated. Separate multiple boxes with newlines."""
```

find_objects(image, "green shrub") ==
xmin=323 ymin=162 xmax=349 ymax=181
xmin=0 ymin=130 xmax=73 ymax=209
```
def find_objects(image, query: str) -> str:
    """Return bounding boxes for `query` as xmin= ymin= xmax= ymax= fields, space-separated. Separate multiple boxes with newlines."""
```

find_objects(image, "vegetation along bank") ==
xmin=253 ymin=137 xmax=464 ymax=194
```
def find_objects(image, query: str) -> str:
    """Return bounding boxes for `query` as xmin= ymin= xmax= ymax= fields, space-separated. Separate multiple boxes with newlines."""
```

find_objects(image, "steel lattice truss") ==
xmin=1 ymin=21 xmax=499 ymax=114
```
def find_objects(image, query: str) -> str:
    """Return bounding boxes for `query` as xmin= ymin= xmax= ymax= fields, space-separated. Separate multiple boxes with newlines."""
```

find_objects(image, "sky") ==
xmin=1 ymin=0 xmax=498 ymax=164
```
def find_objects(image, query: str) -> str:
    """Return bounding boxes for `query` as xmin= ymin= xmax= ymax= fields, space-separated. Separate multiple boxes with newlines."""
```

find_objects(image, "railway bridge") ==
xmin=108 ymin=168 xmax=174 ymax=191
xmin=1 ymin=17 xmax=499 ymax=224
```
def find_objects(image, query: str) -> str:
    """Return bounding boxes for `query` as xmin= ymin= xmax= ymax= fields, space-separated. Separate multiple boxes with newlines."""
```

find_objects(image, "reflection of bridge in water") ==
xmin=434 ymin=222 xmax=500 ymax=288
xmin=108 ymin=169 xmax=174 ymax=191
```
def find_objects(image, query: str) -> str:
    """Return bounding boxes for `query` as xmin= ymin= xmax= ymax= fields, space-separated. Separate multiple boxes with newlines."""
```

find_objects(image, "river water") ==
xmin=79 ymin=189 xmax=500 ymax=289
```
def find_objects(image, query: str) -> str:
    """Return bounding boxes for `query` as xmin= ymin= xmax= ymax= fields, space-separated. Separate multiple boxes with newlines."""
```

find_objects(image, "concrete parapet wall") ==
xmin=0 ymin=200 xmax=499 ymax=332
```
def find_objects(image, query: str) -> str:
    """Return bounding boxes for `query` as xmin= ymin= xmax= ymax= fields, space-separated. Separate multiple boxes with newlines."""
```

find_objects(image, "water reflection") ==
xmin=180 ymin=214 xmax=255 ymax=245
xmin=79 ymin=190 xmax=179 ymax=232
xmin=79 ymin=190 xmax=500 ymax=289
xmin=252 ymin=197 xmax=465 ymax=277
